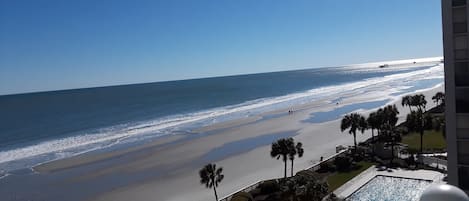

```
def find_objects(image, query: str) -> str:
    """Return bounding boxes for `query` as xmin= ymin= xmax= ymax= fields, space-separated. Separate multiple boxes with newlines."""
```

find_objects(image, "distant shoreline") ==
xmin=0 ymin=57 xmax=442 ymax=97
xmin=88 ymin=84 xmax=444 ymax=201
xmin=0 ymin=62 xmax=443 ymax=175
xmin=33 ymin=82 xmax=445 ymax=175
xmin=0 ymin=62 xmax=444 ymax=201
xmin=23 ymin=83 xmax=442 ymax=201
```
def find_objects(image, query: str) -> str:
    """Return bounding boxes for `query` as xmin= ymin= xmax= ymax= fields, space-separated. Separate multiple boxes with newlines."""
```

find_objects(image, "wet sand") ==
xmin=88 ymin=86 xmax=442 ymax=201
xmin=1 ymin=84 xmax=443 ymax=201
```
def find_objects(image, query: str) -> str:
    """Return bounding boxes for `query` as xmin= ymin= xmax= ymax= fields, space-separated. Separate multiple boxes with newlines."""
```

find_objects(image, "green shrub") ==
xmin=295 ymin=170 xmax=318 ymax=185
xmin=324 ymin=193 xmax=344 ymax=201
xmin=334 ymin=156 xmax=352 ymax=171
xmin=353 ymin=153 xmax=363 ymax=162
xmin=230 ymin=192 xmax=254 ymax=201
xmin=405 ymin=154 xmax=416 ymax=167
xmin=318 ymin=162 xmax=335 ymax=173
xmin=258 ymin=180 xmax=280 ymax=194
xmin=285 ymin=171 xmax=329 ymax=201
xmin=397 ymin=126 xmax=409 ymax=135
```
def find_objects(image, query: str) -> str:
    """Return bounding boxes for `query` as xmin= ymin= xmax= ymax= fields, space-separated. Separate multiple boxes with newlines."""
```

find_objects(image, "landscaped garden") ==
xmin=402 ymin=130 xmax=446 ymax=153
xmin=200 ymin=92 xmax=447 ymax=201
xmin=326 ymin=161 xmax=376 ymax=191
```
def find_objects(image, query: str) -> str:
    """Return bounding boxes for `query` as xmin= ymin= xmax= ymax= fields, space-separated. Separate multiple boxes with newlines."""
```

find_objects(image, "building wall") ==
xmin=442 ymin=0 xmax=469 ymax=193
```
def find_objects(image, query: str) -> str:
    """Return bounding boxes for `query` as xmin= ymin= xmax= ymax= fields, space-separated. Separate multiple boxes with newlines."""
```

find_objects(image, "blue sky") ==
xmin=0 ymin=0 xmax=442 ymax=95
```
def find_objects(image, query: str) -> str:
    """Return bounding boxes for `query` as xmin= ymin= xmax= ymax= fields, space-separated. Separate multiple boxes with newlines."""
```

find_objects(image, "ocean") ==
xmin=0 ymin=61 xmax=444 ymax=175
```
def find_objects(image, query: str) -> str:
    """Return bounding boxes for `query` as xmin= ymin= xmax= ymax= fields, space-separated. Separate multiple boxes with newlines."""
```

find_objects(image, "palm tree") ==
xmin=433 ymin=116 xmax=446 ymax=138
xmin=401 ymin=95 xmax=413 ymax=112
xmin=199 ymin=163 xmax=224 ymax=201
xmin=382 ymin=105 xmax=399 ymax=125
xmin=371 ymin=105 xmax=400 ymax=164
xmin=341 ymin=113 xmax=367 ymax=151
xmin=432 ymin=92 xmax=445 ymax=106
xmin=288 ymin=142 xmax=304 ymax=177
xmin=375 ymin=108 xmax=385 ymax=137
xmin=406 ymin=109 xmax=433 ymax=154
xmin=367 ymin=111 xmax=380 ymax=142
xmin=381 ymin=122 xmax=399 ymax=164
xmin=411 ymin=94 xmax=427 ymax=112
xmin=271 ymin=137 xmax=295 ymax=179
xmin=374 ymin=105 xmax=399 ymax=144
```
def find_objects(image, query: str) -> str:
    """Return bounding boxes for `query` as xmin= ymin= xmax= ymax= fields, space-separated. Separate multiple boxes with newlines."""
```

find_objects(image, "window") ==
xmin=457 ymin=115 xmax=469 ymax=128
xmin=459 ymin=154 xmax=469 ymax=165
xmin=455 ymin=49 xmax=469 ymax=60
xmin=458 ymin=128 xmax=469 ymax=139
xmin=456 ymin=88 xmax=469 ymax=113
xmin=458 ymin=141 xmax=469 ymax=165
xmin=455 ymin=62 xmax=469 ymax=86
xmin=454 ymin=22 xmax=468 ymax=34
xmin=459 ymin=166 xmax=469 ymax=190
xmin=454 ymin=0 xmax=467 ymax=7
xmin=453 ymin=7 xmax=467 ymax=23
xmin=455 ymin=36 xmax=468 ymax=49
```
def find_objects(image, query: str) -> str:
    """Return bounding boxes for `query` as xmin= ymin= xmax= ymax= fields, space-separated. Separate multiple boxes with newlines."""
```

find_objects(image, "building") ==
xmin=442 ymin=0 xmax=469 ymax=193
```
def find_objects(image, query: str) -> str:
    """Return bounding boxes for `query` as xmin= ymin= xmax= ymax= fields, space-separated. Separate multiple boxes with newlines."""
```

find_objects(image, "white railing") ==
xmin=422 ymin=156 xmax=447 ymax=171
xmin=305 ymin=149 xmax=348 ymax=172
xmin=218 ymin=180 xmax=265 ymax=201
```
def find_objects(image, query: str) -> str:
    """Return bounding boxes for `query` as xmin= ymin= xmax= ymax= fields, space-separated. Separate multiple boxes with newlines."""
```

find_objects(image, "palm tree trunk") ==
xmin=284 ymin=159 xmax=287 ymax=179
xmin=420 ymin=129 xmax=424 ymax=154
xmin=391 ymin=142 xmax=395 ymax=164
xmin=291 ymin=159 xmax=294 ymax=177
xmin=213 ymin=186 xmax=218 ymax=201
xmin=353 ymin=132 xmax=357 ymax=152
xmin=371 ymin=129 xmax=375 ymax=155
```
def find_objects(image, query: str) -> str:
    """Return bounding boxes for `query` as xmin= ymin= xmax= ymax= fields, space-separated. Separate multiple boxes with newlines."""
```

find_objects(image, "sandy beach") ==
xmin=23 ymin=83 xmax=444 ymax=201
xmin=0 ymin=1 xmax=446 ymax=200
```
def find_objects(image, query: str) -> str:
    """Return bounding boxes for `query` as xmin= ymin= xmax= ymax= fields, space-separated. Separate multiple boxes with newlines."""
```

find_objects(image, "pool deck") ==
xmin=334 ymin=165 xmax=446 ymax=199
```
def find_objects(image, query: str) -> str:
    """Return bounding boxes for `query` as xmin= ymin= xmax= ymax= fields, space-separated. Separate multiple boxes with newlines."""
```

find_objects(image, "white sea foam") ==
xmin=0 ymin=62 xmax=444 ymax=172
xmin=348 ymin=56 xmax=443 ymax=69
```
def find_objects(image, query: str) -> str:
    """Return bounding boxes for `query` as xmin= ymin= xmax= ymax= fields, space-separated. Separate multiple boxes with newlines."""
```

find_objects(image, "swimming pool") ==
xmin=346 ymin=175 xmax=432 ymax=201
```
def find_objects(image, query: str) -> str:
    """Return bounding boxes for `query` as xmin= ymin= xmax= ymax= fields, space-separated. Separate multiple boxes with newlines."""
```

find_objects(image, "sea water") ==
xmin=0 ymin=62 xmax=444 ymax=174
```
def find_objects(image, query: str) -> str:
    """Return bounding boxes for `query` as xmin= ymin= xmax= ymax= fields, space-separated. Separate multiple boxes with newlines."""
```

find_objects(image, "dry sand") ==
xmin=51 ymin=84 xmax=445 ymax=201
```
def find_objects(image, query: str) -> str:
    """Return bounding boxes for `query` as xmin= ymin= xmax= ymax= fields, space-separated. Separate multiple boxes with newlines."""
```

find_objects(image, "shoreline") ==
xmin=34 ymin=82 xmax=444 ymax=174
xmin=0 ymin=63 xmax=442 ymax=176
xmin=0 ymin=81 xmax=444 ymax=201
xmin=87 ymin=85 xmax=443 ymax=201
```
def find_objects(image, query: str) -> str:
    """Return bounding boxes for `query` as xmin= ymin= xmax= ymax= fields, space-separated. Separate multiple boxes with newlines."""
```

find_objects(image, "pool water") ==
xmin=346 ymin=176 xmax=432 ymax=201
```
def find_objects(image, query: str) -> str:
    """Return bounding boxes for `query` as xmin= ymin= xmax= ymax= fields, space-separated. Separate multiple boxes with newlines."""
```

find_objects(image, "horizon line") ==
xmin=0 ymin=56 xmax=443 ymax=97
